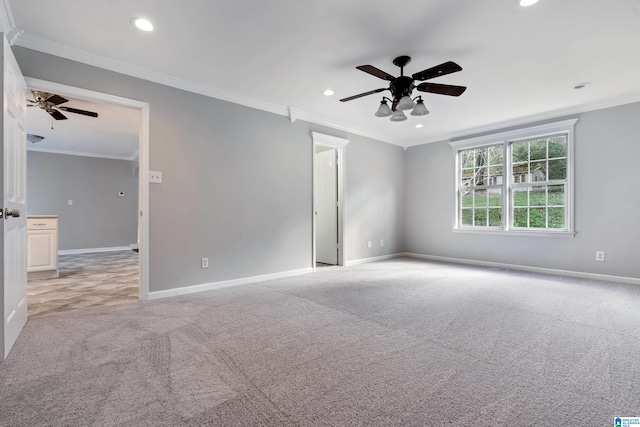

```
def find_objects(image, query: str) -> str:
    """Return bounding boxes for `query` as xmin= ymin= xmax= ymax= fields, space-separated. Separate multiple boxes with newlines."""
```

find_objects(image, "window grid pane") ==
xmin=458 ymin=145 xmax=503 ymax=228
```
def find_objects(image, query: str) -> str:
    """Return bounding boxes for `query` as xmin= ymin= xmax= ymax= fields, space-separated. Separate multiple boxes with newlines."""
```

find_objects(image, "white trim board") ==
xmin=59 ymin=246 xmax=132 ymax=255
xmin=147 ymin=267 xmax=314 ymax=300
xmin=27 ymin=146 xmax=137 ymax=161
xmin=403 ymin=252 xmax=640 ymax=286
xmin=345 ymin=254 xmax=402 ymax=267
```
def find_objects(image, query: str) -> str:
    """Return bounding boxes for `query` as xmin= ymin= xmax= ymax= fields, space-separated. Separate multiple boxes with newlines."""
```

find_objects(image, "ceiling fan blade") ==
xmin=356 ymin=65 xmax=395 ymax=82
xmin=45 ymin=94 xmax=68 ymax=105
xmin=416 ymin=82 xmax=467 ymax=97
xmin=412 ymin=61 xmax=462 ymax=81
xmin=339 ymin=88 xmax=387 ymax=102
xmin=46 ymin=109 xmax=68 ymax=120
xmin=58 ymin=106 xmax=99 ymax=118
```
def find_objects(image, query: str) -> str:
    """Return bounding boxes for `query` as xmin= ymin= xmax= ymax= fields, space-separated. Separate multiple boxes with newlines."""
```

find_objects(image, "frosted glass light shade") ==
xmin=389 ymin=109 xmax=407 ymax=122
xmin=410 ymin=100 xmax=430 ymax=116
xmin=396 ymin=95 xmax=416 ymax=111
xmin=375 ymin=101 xmax=392 ymax=117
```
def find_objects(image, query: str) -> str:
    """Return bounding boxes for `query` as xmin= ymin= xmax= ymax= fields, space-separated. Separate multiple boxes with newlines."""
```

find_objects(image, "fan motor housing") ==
xmin=390 ymin=76 xmax=415 ymax=102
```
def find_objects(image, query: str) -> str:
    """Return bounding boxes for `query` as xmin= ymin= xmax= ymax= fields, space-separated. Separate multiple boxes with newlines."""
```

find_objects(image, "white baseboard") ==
xmin=147 ymin=267 xmax=314 ymax=300
xmin=58 ymin=246 xmax=133 ymax=255
xmin=402 ymin=252 xmax=640 ymax=286
xmin=345 ymin=253 xmax=403 ymax=266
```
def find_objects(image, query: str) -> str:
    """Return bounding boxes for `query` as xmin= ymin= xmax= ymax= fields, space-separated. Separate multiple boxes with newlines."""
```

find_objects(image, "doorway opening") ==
xmin=312 ymin=132 xmax=349 ymax=270
xmin=24 ymin=78 xmax=149 ymax=317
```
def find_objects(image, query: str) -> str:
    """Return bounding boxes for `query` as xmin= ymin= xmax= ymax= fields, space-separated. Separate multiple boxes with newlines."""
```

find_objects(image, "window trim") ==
xmin=450 ymin=119 xmax=578 ymax=236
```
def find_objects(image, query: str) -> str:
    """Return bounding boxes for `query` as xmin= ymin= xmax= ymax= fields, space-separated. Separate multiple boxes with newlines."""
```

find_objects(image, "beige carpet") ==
xmin=27 ymin=250 xmax=139 ymax=318
xmin=2 ymin=257 xmax=639 ymax=426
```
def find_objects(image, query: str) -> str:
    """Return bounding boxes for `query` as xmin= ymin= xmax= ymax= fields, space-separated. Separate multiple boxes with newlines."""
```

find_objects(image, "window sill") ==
xmin=452 ymin=228 xmax=576 ymax=238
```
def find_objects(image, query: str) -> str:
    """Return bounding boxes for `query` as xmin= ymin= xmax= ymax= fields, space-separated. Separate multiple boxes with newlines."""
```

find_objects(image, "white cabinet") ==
xmin=27 ymin=216 xmax=59 ymax=279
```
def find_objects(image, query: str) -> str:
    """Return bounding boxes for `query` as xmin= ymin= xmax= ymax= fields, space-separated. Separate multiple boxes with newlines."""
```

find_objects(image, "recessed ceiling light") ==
xmin=415 ymin=124 xmax=424 ymax=129
xmin=322 ymin=89 xmax=334 ymax=96
xmin=573 ymin=82 xmax=591 ymax=90
xmin=132 ymin=17 xmax=154 ymax=32
xmin=519 ymin=0 xmax=539 ymax=6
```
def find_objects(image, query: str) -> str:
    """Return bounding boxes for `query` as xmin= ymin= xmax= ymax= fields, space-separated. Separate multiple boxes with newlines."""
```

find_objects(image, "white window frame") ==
xmin=450 ymin=119 xmax=578 ymax=237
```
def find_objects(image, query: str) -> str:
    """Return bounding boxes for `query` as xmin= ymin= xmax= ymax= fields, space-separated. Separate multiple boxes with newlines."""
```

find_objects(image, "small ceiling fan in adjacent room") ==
xmin=340 ymin=55 xmax=467 ymax=122
xmin=27 ymin=90 xmax=99 ymax=121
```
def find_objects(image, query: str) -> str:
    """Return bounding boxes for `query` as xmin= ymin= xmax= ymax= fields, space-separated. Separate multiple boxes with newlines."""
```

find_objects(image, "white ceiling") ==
xmin=26 ymin=91 xmax=140 ymax=160
xmin=5 ymin=0 xmax=640 ymax=149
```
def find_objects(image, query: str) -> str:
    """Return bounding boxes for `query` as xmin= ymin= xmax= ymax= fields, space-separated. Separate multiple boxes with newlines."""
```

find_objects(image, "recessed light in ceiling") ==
xmin=131 ymin=17 xmax=154 ymax=32
xmin=519 ymin=0 xmax=539 ymax=6
xmin=573 ymin=82 xmax=591 ymax=90
xmin=415 ymin=124 xmax=424 ymax=129
xmin=322 ymin=89 xmax=334 ymax=96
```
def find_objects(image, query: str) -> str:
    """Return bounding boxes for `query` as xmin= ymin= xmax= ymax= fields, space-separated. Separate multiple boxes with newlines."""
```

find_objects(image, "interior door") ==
xmin=315 ymin=149 xmax=338 ymax=265
xmin=1 ymin=35 xmax=28 ymax=361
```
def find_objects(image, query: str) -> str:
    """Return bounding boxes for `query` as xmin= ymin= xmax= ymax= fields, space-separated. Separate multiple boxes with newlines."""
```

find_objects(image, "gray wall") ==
xmin=346 ymin=134 xmax=404 ymax=260
xmin=27 ymin=151 xmax=139 ymax=250
xmin=14 ymin=47 xmax=405 ymax=292
xmin=404 ymin=102 xmax=640 ymax=279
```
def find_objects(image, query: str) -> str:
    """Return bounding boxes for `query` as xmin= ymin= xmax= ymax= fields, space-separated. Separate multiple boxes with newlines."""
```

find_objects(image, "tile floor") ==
xmin=27 ymin=250 xmax=139 ymax=319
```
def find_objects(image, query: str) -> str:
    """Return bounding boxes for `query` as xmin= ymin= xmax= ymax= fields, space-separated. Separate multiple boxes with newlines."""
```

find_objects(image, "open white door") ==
xmin=315 ymin=149 xmax=338 ymax=265
xmin=1 ymin=35 xmax=27 ymax=361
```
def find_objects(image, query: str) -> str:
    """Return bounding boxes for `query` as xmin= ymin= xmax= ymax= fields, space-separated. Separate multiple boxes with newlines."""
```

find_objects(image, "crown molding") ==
xmin=27 ymin=146 xmax=137 ymax=161
xmin=404 ymin=90 xmax=640 ymax=149
xmin=293 ymin=108 xmax=405 ymax=147
xmin=15 ymin=32 xmax=406 ymax=147
xmin=16 ymin=33 xmax=289 ymax=116
xmin=0 ymin=0 xmax=13 ymax=34
xmin=14 ymin=29 xmax=640 ymax=151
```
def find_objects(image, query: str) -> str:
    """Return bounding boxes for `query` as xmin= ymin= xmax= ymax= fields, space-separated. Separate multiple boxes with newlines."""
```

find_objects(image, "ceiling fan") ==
xmin=340 ymin=55 xmax=466 ymax=121
xmin=27 ymin=90 xmax=99 ymax=121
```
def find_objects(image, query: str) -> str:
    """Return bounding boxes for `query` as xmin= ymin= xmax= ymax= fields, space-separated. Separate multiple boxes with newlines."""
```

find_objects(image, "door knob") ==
xmin=4 ymin=208 xmax=20 ymax=219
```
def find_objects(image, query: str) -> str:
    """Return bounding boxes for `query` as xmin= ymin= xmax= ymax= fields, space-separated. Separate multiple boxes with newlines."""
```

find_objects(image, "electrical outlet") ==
xmin=149 ymin=170 xmax=162 ymax=184
xmin=201 ymin=257 xmax=209 ymax=268
xmin=68 ymin=200 xmax=73 ymax=205
xmin=367 ymin=241 xmax=372 ymax=248
xmin=380 ymin=240 xmax=384 ymax=247
xmin=595 ymin=251 xmax=605 ymax=262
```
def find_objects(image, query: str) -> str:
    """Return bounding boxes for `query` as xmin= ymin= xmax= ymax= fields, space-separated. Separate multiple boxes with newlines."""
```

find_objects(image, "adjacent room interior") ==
xmin=1 ymin=1 xmax=639 ymax=426
xmin=25 ymin=90 xmax=141 ymax=318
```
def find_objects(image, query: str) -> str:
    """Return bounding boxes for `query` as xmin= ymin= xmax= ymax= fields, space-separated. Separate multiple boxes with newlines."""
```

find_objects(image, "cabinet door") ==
xmin=27 ymin=230 xmax=58 ymax=271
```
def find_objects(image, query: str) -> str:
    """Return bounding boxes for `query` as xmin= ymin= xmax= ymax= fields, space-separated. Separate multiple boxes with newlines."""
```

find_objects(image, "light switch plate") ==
xmin=149 ymin=171 xmax=162 ymax=183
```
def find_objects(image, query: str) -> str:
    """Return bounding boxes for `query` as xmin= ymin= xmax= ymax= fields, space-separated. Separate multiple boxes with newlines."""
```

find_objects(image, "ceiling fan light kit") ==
xmin=390 ymin=110 xmax=408 ymax=122
xmin=396 ymin=95 xmax=416 ymax=111
xmin=374 ymin=99 xmax=393 ymax=117
xmin=340 ymin=55 xmax=466 ymax=123
xmin=410 ymin=99 xmax=430 ymax=116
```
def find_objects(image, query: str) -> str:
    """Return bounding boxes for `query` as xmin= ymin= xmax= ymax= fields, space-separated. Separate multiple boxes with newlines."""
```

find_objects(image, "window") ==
xmin=451 ymin=119 xmax=577 ymax=235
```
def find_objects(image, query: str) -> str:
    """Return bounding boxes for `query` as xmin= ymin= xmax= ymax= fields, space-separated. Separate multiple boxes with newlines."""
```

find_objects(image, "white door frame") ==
xmin=24 ymin=77 xmax=150 ymax=300
xmin=311 ymin=132 xmax=348 ymax=270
